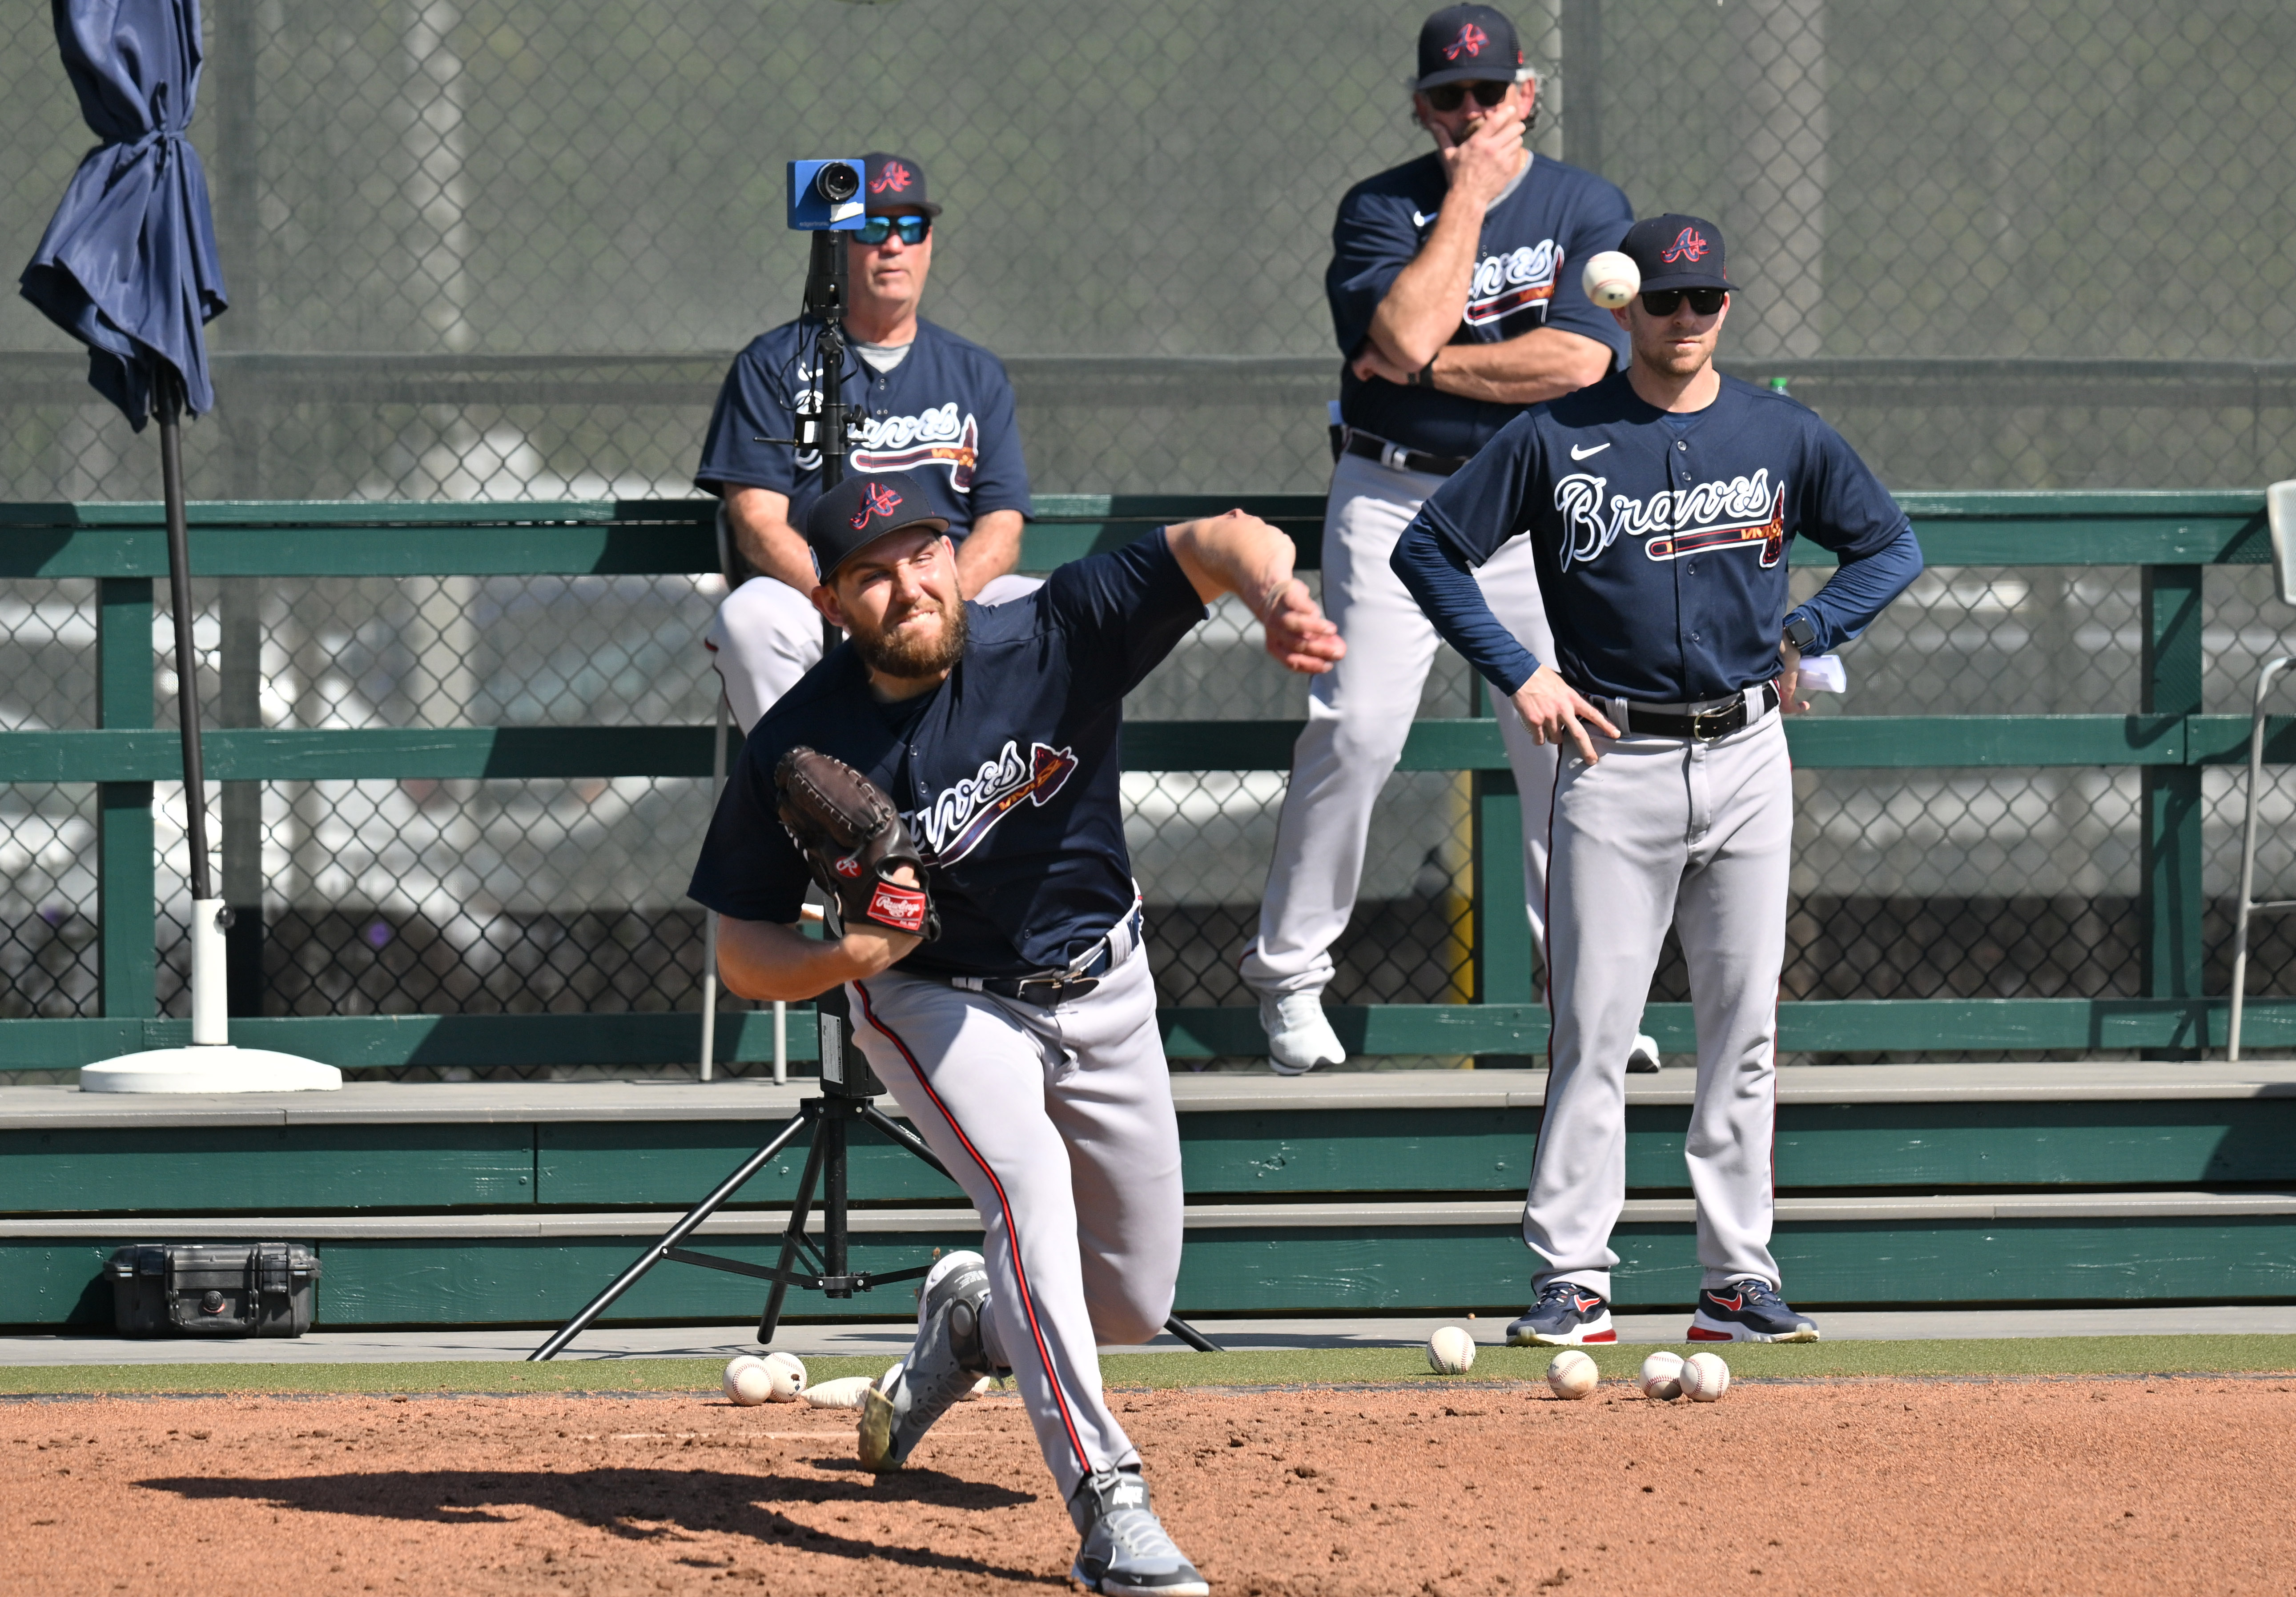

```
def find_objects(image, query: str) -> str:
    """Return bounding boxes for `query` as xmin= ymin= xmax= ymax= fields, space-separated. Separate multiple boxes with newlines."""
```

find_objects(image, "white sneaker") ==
xmin=1627 ymin=1033 xmax=1661 ymax=1073
xmin=1259 ymin=990 xmax=1345 ymax=1075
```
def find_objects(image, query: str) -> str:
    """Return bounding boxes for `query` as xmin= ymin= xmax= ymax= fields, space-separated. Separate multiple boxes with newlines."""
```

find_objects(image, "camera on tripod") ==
xmin=787 ymin=158 xmax=867 ymax=231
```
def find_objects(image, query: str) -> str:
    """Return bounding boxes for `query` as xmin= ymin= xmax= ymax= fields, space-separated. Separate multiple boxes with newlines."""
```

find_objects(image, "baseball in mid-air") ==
xmin=1637 ymin=1349 xmax=1685 ymax=1400
xmin=1680 ymin=1351 xmax=1732 ymax=1402
xmin=1426 ymin=1324 xmax=1476 ymax=1375
xmin=722 ymin=1355 xmax=775 ymax=1406
xmin=1582 ymin=249 xmax=1641 ymax=310
xmin=1545 ymin=1348 xmax=1600 ymax=1400
xmin=760 ymin=1350 xmax=808 ymax=1402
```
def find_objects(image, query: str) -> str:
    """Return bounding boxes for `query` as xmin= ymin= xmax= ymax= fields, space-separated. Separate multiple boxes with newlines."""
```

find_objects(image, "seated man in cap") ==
xmin=697 ymin=152 xmax=1036 ymax=731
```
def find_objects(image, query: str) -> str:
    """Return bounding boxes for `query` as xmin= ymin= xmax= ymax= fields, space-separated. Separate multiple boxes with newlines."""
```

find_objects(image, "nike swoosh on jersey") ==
xmin=1570 ymin=442 xmax=1612 ymax=460
xmin=1413 ymin=209 xmax=1440 ymax=228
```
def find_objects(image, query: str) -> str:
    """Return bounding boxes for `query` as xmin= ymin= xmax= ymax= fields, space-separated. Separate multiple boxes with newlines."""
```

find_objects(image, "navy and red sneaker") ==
xmin=1505 ymin=1279 xmax=1617 ymax=1346
xmin=1689 ymin=1279 xmax=1819 ymax=1343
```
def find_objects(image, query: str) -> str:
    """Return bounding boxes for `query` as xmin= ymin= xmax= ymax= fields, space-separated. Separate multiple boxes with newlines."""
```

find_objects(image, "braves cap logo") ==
xmin=851 ymin=482 xmax=902 ymax=530
xmin=870 ymin=161 xmax=914 ymax=195
xmin=1444 ymin=22 xmax=1487 ymax=58
xmin=1661 ymin=226 xmax=1711 ymax=263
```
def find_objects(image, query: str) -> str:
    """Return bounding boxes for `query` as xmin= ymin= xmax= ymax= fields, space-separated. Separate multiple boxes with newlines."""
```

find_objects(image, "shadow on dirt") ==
xmin=137 ymin=1466 xmax=1056 ymax=1583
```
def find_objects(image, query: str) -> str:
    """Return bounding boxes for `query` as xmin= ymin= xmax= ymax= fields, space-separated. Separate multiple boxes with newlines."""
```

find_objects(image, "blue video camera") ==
xmin=787 ymin=159 xmax=867 ymax=231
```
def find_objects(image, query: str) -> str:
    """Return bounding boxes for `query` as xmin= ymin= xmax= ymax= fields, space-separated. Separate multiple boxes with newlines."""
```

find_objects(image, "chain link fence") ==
xmin=6 ymin=1 xmax=2296 ymax=1066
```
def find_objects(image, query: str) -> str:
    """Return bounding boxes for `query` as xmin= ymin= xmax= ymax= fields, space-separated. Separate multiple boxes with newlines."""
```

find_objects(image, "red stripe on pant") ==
xmin=852 ymin=979 xmax=1092 ymax=1477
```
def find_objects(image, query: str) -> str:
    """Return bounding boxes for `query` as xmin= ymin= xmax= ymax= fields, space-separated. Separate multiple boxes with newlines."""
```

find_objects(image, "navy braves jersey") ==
xmin=696 ymin=318 xmax=1032 ymax=540
xmin=1329 ymin=152 xmax=1633 ymax=459
xmin=687 ymin=530 xmax=1206 ymax=979
xmin=1414 ymin=370 xmax=1911 ymax=702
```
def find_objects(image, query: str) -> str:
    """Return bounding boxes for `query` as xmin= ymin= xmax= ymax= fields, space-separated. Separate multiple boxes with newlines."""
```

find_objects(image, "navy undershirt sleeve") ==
xmin=1392 ymin=517 xmax=1542 ymax=695
xmin=1785 ymin=521 xmax=1924 ymax=654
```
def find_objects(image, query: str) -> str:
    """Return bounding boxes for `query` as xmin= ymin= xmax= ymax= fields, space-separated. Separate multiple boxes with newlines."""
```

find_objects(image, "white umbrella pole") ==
xmin=80 ymin=370 xmax=340 ymax=1094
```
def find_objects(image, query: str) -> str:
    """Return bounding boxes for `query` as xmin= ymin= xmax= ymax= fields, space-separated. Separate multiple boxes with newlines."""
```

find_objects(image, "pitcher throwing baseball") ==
xmin=690 ymin=468 xmax=1342 ymax=1594
xmin=1391 ymin=215 xmax=1923 ymax=1344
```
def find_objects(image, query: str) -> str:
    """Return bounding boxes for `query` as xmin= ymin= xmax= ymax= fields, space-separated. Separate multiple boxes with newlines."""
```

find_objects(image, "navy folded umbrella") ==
xmin=17 ymin=2 xmax=331 ymax=1087
xmin=21 ymin=0 xmax=228 ymax=428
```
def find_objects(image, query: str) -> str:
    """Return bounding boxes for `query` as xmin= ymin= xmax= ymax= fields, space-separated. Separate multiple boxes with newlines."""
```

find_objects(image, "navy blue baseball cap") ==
xmin=1619 ymin=214 xmax=1740 ymax=293
xmin=1415 ymin=5 xmax=1523 ymax=90
xmin=804 ymin=470 xmax=949 ymax=581
xmin=863 ymin=152 xmax=941 ymax=217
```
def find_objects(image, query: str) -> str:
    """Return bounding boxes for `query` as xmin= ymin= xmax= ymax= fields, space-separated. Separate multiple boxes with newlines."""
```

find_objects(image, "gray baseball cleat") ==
xmin=856 ymin=1250 xmax=995 ymax=1473
xmin=1069 ymin=1466 xmax=1209 ymax=1596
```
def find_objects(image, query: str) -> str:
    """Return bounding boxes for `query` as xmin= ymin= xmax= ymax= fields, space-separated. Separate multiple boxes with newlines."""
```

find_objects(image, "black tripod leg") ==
xmin=1163 ymin=1315 xmax=1223 ymax=1353
xmin=758 ymin=1124 xmax=831 ymax=1344
xmin=531 ymin=1108 xmax=812 ymax=1360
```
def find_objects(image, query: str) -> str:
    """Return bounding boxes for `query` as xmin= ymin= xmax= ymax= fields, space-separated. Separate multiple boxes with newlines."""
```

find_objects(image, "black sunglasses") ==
xmin=1423 ymin=80 xmax=1511 ymax=112
xmin=1639 ymin=287 xmax=1727 ymax=317
xmin=855 ymin=215 xmax=931 ymax=246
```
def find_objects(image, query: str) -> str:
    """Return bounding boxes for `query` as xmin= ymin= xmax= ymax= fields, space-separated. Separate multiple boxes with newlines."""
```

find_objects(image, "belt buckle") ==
xmin=1023 ymin=974 xmax=1097 ymax=1003
xmin=1690 ymin=703 xmax=1738 ymax=741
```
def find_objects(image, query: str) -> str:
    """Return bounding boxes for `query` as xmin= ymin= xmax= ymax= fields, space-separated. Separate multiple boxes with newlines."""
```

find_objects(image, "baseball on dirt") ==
xmin=1637 ymin=1350 xmax=1685 ymax=1400
xmin=1680 ymin=1351 xmax=1732 ymax=1402
xmin=1545 ymin=1348 xmax=1600 ymax=1400
xmin=722 ymin=1355 xmax=775 ymax=1406
xmin=1426 ymin=1324 xmax=1476 ymax=1375
xmin=1582 ymin=249 xmax=1641 ymax=309
xmin=760 ymin=1350 xmax=808 ymax=1402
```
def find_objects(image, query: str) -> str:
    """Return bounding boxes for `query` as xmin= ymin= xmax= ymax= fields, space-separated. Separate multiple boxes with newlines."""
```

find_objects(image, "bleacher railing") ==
xmin=2 ymin=490 xmax=2289 ymax=1071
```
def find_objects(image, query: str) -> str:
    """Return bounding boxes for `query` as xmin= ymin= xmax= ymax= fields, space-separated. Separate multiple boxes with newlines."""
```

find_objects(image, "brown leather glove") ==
xmin=772 ymin=746 xmax=938 ymax=940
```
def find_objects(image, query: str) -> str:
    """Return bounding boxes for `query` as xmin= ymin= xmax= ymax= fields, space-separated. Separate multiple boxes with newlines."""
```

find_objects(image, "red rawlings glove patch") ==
xmin=867 ymin=881 xmax=931 ymax=936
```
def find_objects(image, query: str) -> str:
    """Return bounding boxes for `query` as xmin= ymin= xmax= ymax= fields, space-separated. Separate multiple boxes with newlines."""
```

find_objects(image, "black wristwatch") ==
xmin=1407 ymin=356 xmax=1438 ymax=388
xmin=1783 ymin=614 xmax=1820 ymax=653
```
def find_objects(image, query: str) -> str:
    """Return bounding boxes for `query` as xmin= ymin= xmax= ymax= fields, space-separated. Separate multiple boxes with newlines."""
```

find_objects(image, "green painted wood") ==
xmin=0 ymin=1126 xmax=535 ymax=1215
xmin=536 ymin=1122 xmax=963 ymax=1207
xmin=95 ymin=576 xmax=156 ymax=1021
xmin=309 ymin=1232 xmax=983 ymax=1326
xmin=95 ymin=785 xmax=154 ymax=1021
xmin=1178 ymin=1109 xmax=1539 ymax=1196
xmin=0 ymin=726 xmax=736 ymax=783
xmin=12 ymin=996 xmax=2296 ymax=1070
xmin=0 ymin=1011 xmax=818 ymax=1070
xmin=0 ymin=712 xmax=2283 ymax=786
xmin=0 ymin=493 xmax=2273 ymax=581
xmin=0 ymin=524 xmax=716 ymax=579
xmin=1783 ymin=714 xmax=2186 ymax=768
xmin=2143 ymin=565 xmax=2208 ymax=1061
xmin=1769 ymin=1101 xmax=2296 ymax=1189
xmin=6 ymin=1212 xmax=2296 ymax=1326
xmin=1171 ymin=1214 xmax=2296 ymax=1313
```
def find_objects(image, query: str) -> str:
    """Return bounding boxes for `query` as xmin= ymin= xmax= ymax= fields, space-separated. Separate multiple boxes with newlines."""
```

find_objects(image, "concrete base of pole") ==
xmin=80 ymin=1045 xmax=344 ymax=1094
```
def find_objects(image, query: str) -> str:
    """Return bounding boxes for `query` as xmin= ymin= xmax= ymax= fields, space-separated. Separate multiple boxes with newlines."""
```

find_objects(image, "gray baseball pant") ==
xmin=1525 ymin=702 xmax=1792 ymax=1300
xmin=1244 ymin=448 xmax=1557 ymax=997
xmin=848 ymin=938 xmax=1182 ymax=1501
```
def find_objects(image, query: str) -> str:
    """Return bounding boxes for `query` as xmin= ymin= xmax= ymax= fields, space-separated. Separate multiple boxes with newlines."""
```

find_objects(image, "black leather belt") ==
xmin=1613 ymin=682 xmax=1780 ymax=742
xmin=948 ymin=903 xmax=1143 ymax=1004
xmin=1341 ymin=429 xmax=1471 ymax=478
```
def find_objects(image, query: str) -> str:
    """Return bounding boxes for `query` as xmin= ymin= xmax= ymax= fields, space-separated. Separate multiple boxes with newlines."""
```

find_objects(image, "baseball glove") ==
xmin=773 ymin=746 xmax=939 ymax=941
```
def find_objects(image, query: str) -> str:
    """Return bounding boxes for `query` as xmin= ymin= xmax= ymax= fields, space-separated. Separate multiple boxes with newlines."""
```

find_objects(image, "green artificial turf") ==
xmin=4 ymin=1336 xmax=2296 ymax=1397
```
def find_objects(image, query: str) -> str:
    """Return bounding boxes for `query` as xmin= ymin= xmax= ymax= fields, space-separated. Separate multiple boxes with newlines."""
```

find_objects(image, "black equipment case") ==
xmin=107 ymin=1243 xmax=322 ymax=1337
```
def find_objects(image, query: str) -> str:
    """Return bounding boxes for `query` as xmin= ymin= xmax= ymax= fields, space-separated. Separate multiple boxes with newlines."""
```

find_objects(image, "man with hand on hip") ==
xmin=1243 ymin=4 xmax=1636 ymax=1074
xmin=697 ymin=152 xmax=1035 ymax=732
xmin=1391 ymin=214 xmax=1922 ymax=1346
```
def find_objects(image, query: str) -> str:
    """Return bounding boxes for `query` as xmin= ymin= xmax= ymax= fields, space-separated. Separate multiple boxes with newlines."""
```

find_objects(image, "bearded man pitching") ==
xmin=1391 ymin=216 xmax=1923 ymax=1344
xmin=690 ymin=468 xmax=1343 ymax=1594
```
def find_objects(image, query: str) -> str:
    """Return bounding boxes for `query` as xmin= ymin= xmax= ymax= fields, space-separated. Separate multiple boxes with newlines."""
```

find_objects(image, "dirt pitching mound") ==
xmin=7 ymin=1376 xmax=2294 ymax=1594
